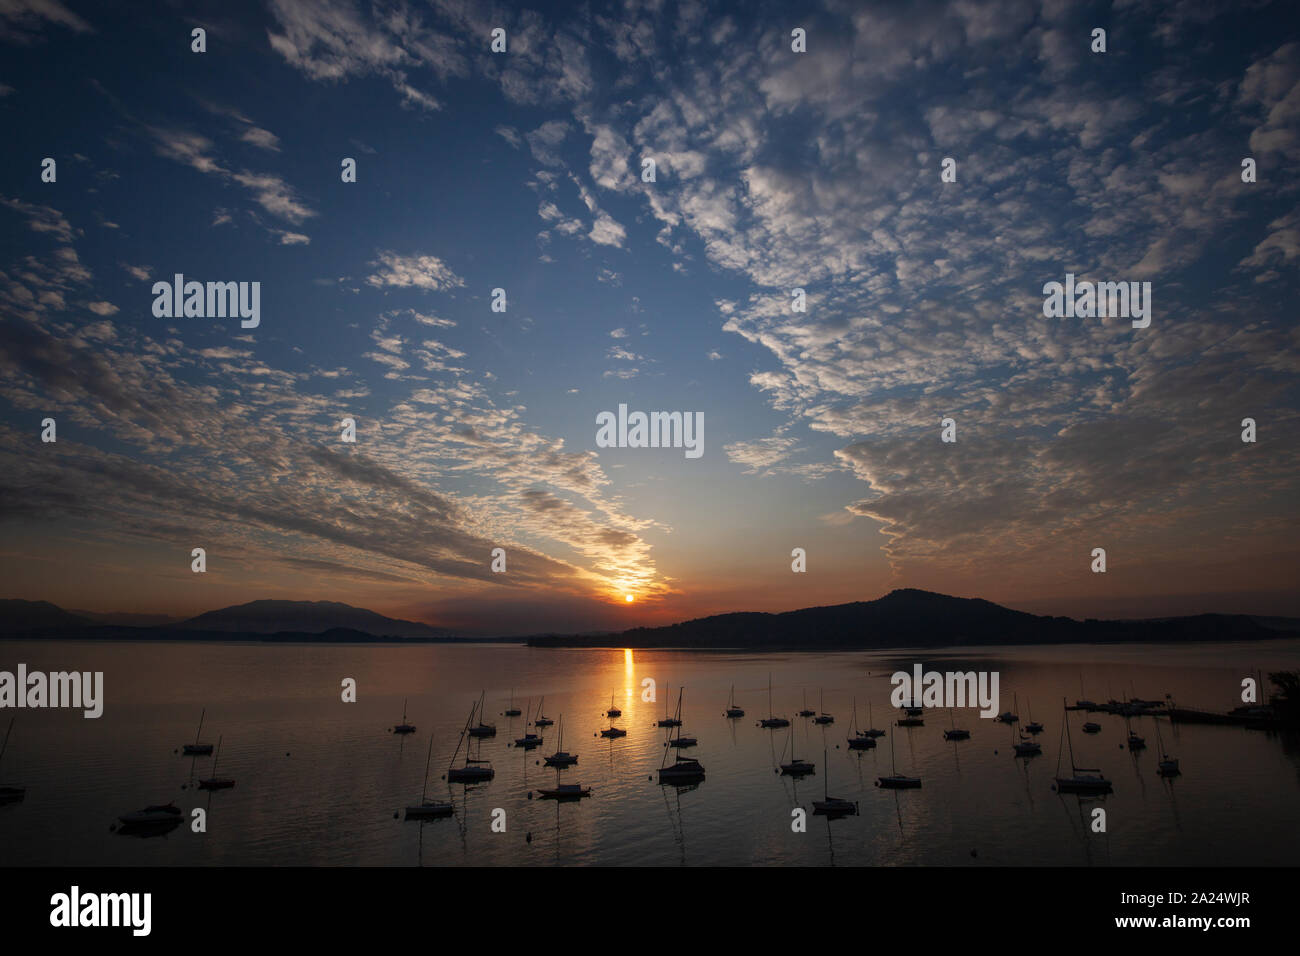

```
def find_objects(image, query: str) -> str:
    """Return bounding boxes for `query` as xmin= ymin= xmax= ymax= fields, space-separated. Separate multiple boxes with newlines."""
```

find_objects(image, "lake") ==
xmin=2 ymin=638 xmax=1299 ymax=866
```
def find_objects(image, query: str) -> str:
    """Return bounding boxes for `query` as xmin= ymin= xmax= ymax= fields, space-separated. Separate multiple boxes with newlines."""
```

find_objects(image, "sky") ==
xmin=0 ymin=0 xmax=1297 ymax=635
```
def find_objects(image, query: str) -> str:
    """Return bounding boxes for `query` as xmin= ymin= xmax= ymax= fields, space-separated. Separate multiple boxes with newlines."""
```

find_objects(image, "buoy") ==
xmin=393 ymin=811 xmax=399 ymax=819
xmin=525 ymin=832 xmax=532 ymax=843
xmin=527 ymin=791 xmax=533 ymax=800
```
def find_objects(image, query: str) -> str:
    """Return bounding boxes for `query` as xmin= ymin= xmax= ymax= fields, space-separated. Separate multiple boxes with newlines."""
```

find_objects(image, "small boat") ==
xmin=1082 ymin=722 xmax=1101 ymax=734
xmin=779 ymin=721 xmax=815 ymax=777
xmin=406 ymin=734 xmax=454 ymax=819
xmin=1054 ymin=698 xmax=1112 ymax=794
xmin=725 ymin=684 xmax=745 ymax=719
xmin=393 ymin=698 xmax=416 ymax=735
xmin=943 ymin=707 xmax=970 ymax=741
xmin=1025 ymin=698 xmax=1044 ymax=735
xmin=605 ymin=690 xmax=621 ymax=718
xmin=197 ymin=735 xmax=235 ymax=790
xmin=182 ymin=708 xmax=214 ymax=755
xmin=600 ymin=726 xmax=627 ymax=739
xmin=503 ymin=689 xmax=521 ymax=718
xmin=1013 ymin=734 xmax=1042 ymax=757
xmin=664 ymin=688 xmax=695 ymax=747
xmin=904 ymin=706 xmax=923 ymax=717
xmin=759 ymin=673 xmax=790 ymax=728
xmin=514 ymin=699 xmax=544 ymax=749
xmin=655 ymin=707 xmax=707 ymax=790
xmin=656 ymin=697 xmax=682 ymax=728
xmin=847 ymin=698 xmax=877 ymax=750
xmin=543 ymin=716 xmax=578 ymax=767
xmin=996 ymin=692 xmax=1020 ymax=724
xmin=812 ymin=689 xmax=834 ymax=725
xmin=864 ymin=701 xmax=886 ymax=738
xmin=468 ymin=691 xmax=497 ymax=738
xmin=896 ymin=713 xmax=924 ymax=727
xmin=1153 ymin=717 xmax=1180 ymax=776
xmin=447 ymin=705 xmax=495 ymax=783
xmin=657 ymin=754 xmax=705 ymax=784
xmin=118 ymin=803 xmax=183 ymax=827
xmin=0 ymin=718 xmax=25 ymax=803
xmin=532 ymin=696 xmax=554 ymax=727
xmin=536 ymin=783 xmax=591 ymax=800
xmin=812 ymin=748 xmax=857 ymax=816
xmin=876 ymin=727 xmax=921 ymax=789
xmin=1127 ymin=732 xmax=1145 ymax=751
xmin=797 ymin=689 xmax=815 ymax=718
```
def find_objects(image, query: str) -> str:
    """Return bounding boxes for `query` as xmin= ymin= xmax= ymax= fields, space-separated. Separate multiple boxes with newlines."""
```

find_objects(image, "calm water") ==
xmin=2 ymin=639 xmax=1299 ymax=866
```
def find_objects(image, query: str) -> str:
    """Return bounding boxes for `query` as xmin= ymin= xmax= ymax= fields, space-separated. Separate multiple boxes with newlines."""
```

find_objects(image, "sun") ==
xmin=624 ymin=593 xmax=635 ymax=603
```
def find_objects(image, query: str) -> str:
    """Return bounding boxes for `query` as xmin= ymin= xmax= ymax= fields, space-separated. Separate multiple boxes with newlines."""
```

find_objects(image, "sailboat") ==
xmin=536 ymin=778 xmax=592 ymax=800
xmin=759 ymin=673 xmax=790 ymax=728
xmin=468 ymin=691 xmax=497 ymax=737
xmin=1013 ymin=725 xmax=1042 ymax=757
xmin=605 ymin=690 xmax=622 ymax=718
xmin=600 ymin=696 xmax=627 ymax=738
xmin=864 ymin=700 xmax=886 ymax=738
xmin=182 ymin=708 xmax=214 ymax=755
xmin=543 ymin=716 xmax=578 ymax=767
xmin=797 ymin=689 xmax=815 ymax=718
xmin=447 ymin=704 xmax=494 ymax=783
xmin=1053 ymin=698 xmax=1113 ymax=794
xmin=117 ymin=803 xmax=182 ymax=828
xmin=656 ymin=691 xmax=682 ymax=727
xmin=1125 ymin=717 xmax=1145 ymax=751
xmin=812 ymin=748 xmax=857 ymax=816
xmin=406 ymin=734 xmax=454 ymax=819
xmin=943 ymin=707 xmax=971 ymax=740
xmin=895 ymin=708 xmax=924 ymax=727
xmin=0 ymin=718 xmax=25 ymax=802
xmin=779 ymin=720 xmax=815 ymax=776
xmin=876 ymin=725 xmax=921 ymax=788
xmin=1082 ymin=721 xmax=1102 ymax=734
xmin=725 ymin=684 xmax=745 ymax=719
xmin=1024 ymin=699 xmax=1044 ymax=734
xmin=665 ymin=688 xmax=696 ymax=746
xmin=393 ymin=698 xmax=416 ymax=735
xmin=996 ymin=692 xmax=1019 ymax=724
xmin=514 ymin=699 xmax=544 ymax=749
xmin=503 ymin=689 xmax=521 ymax=718
xmin=812 ymin=688 xmax=834 ymax=725
xmin=532 ymin=696 xmax=554 ymax=727
xmin=847 ymin=698 xmax=877 ymax=750
xmin=1153 ymin=716 xmax=1180 ymax=776
xmin=657 ymin=707 xmax=705 ymax=785
xmin=197 ymin=735 xmax=235 ymax=790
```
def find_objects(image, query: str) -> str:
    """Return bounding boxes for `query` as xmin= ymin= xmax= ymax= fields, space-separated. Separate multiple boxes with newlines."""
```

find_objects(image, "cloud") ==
xmin=366 ymin=251 xmax=465 ymax=291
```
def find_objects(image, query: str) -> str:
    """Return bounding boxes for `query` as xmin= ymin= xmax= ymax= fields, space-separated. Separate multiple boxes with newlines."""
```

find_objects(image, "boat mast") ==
xmin=211 ymin=735 xmax=223 ymax=776
xmin=0 ymin=716 xmax=13 ymax=770
xmin=420 ymin=733 xmax=434 ymax=803
xmin=195 ymin=707 xmax=205 ymax=745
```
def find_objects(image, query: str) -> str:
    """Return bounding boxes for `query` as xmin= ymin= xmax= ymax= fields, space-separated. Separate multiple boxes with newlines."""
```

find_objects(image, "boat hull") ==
xmin=405 ymin=803 xmax=454 ymax=819
xmin=876 ymin=776 xmax=922 ymax=789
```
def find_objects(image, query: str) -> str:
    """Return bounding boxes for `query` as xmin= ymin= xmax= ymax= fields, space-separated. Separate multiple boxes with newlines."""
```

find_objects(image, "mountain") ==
xmin=0 ymin=599 xmax=92 ymax=634
xmin=527 ymin=588 xmax=1294 ymax=649
xmin=174 ymin=600 xmax=449 ymax=638
xmin=68 ymin=610 xmax=184 ymax=627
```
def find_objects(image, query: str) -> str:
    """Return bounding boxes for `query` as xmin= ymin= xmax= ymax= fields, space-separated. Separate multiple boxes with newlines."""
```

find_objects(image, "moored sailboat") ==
xmin=406 ymin=733 xmax=454 ymax=819
xmin=759 ymin=673 xmax=790 ymax=728
xmin=876 ymin=725 xmax=921 ymax=789
xmin=812 ymin=748 xmax=857 ymax=816
xmin=847 ymin=698 xmax=876 ymax=750
xmin=1053 ymin=698 xmax=1113 ymax=794
xmin=543 ymin=716 xmax=578 ymax=767
xmin=197 ymin=735 xmax=235 ymax=790
xmin=182 ymin=708 xmax=214 ymax=755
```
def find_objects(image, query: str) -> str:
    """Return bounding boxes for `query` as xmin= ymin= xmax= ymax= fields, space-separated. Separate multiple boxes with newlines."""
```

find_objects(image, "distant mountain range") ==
xmin=4 ymin=590 xmax=1297 ymax=648
xmin=526 ymin=588 xmax=1300 ymax=649
xmin=0 ymin=598 xmax=460 ymax=641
